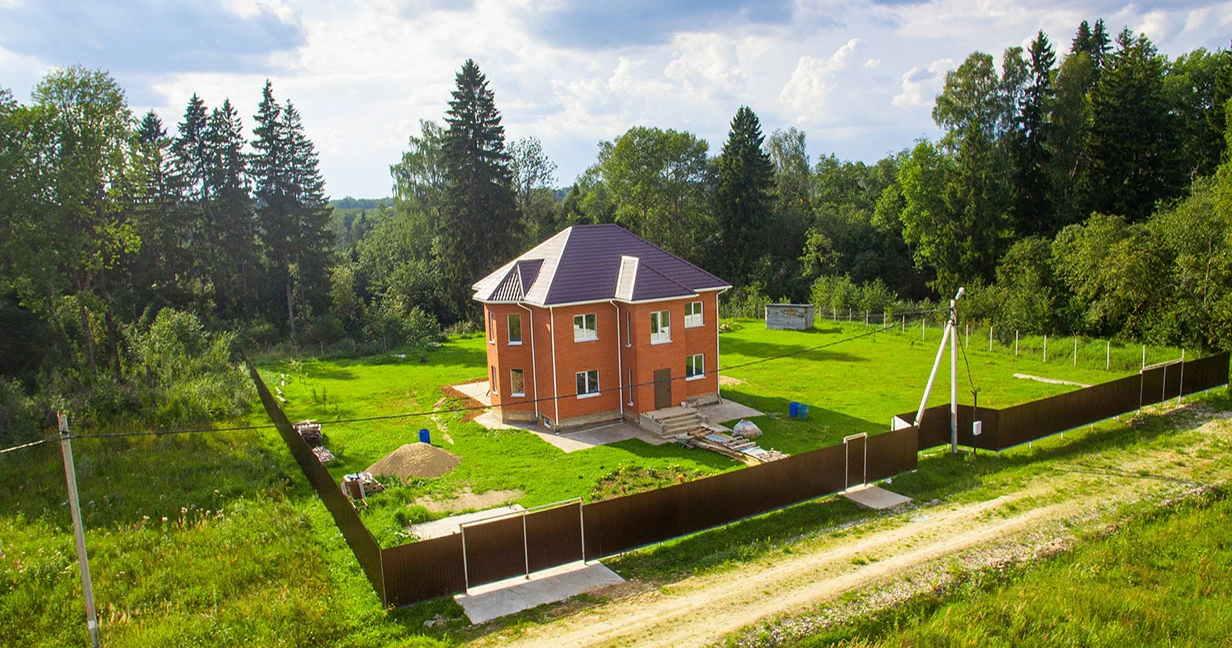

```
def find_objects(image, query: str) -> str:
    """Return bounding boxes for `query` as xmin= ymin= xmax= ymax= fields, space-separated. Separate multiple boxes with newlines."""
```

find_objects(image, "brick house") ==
xmin=472 ymin=224 xmax=731 ymax=430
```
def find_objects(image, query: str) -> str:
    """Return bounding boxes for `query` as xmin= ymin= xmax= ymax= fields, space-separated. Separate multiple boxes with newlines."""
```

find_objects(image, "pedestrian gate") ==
xmin=844 ymin=433 xmax=867 ymax=489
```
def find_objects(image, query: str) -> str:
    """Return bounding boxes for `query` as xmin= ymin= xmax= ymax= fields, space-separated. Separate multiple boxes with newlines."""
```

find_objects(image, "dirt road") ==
xmin=469 ymin=405 xmax=1230 ymax=648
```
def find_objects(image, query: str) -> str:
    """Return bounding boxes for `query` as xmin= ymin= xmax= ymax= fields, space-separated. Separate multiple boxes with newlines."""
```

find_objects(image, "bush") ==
xmin=303 ymin=314 xmax=347 ymax=345
xmin=0 ymin=377 xmax=41 ymax=446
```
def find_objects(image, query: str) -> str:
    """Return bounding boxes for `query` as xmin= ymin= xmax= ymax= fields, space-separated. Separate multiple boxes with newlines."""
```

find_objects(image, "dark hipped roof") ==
xmin=472 ymin=224 xmax=730 ymax=306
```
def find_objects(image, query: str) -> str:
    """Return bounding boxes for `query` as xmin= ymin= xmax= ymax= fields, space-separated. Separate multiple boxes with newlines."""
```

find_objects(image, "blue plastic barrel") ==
xmin=418 ymin=428 xmax=431 ymax=444
xmin=789 ymin=402 xmax=799 ymax=418
xmin=798 ymin=404 xmax=809 ymax=419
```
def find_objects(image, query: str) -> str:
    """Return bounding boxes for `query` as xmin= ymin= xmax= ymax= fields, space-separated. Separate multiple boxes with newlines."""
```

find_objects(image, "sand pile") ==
xmin=366 ymin=443 xmax=460 ymax=481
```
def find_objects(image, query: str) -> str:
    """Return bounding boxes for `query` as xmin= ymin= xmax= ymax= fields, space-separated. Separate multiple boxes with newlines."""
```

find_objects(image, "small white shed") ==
xmin=765 ymin=304 xmax=815 ymax=330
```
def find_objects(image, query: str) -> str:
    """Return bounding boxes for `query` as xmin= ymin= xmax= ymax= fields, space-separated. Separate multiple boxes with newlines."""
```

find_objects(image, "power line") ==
xmin=0 ymin=437 xmax=54 ymax=455
xmin=0 ymin=312 xmax=941 ymax=451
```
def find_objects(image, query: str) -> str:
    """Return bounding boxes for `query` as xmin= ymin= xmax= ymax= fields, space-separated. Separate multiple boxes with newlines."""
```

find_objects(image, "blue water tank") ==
xmin=789 ymin=402 xmax=799 ymax=418
xmin=418 ymin=428 xmax=431 ymax=444
xmin=798 ymin=404 xmax=809 ymax=419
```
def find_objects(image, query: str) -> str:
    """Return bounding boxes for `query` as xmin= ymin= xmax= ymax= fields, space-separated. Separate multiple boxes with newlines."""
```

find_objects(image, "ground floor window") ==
xmin=510 ymin=368 xmax=525 ymax=396
xmin=686 ymin=354 xmax=704 ymax=379
xmin=576 ymin=369 xmax=600 ymax=398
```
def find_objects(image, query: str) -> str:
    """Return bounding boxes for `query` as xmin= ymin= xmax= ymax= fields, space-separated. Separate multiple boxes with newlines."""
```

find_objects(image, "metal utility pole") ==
xmin=914 ymin=287 xmax=965 ymax=454
xmin=949 ymin=290 xmax=962 ymax=454
xmin=58 ymin=414 xmax=101 ymax=648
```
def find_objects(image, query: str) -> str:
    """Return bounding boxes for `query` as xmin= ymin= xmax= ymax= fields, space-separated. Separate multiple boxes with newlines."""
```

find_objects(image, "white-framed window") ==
xmin=685 ymin=301 xmax=703 ymax=328
xmin=490 ymin=366 xmax=498 ymax=393
xmin=573 ymin=313 xmax=597 ymax=342
xmin=510 ymin=368 xmax=525 ymax=397
xmin=686 ymin=354 xmax=704 ymax=380
xmin=507 ymin=313 xmax=522 ymax=345
xmin=488 ymin=312 xmax=496 ymax=344
xmin=625 ymin=312 xmax=632 ymax=347
xmin=650 ymin=310 xmax=671 ymax=344
xmin=627 ymin=369 xmax=634 ymax=405
xmin=576 ymin=370 xmax=600 ymax=398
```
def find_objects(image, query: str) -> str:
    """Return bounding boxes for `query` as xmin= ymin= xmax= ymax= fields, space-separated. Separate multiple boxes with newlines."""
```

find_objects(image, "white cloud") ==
xmin=892 ymin=58 xmax=952 ymax=109
xmin=5 ymin=0 xmax=1227 ymax=196
xmin=778 ymin=38 xmax=865 ymax=123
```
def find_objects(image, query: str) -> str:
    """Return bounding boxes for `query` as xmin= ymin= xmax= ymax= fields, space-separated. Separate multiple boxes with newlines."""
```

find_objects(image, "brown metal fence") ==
xmin=253 ymin=351 xmax=1227 ymax=609
xmin=905 ymin=351 xmax=1230 ymax=452
xmin=247 ymin=361 xmax=386 ymax=602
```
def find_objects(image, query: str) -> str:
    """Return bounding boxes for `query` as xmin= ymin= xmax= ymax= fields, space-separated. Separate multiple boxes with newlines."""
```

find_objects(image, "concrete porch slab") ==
xmin=452 ymin=381 xmax=493 ymax=407
xmin=456 ymin=561 xmax=625 ymax=624
xmin=698 ymin=400 xmax=764 ymax=425
xmin=843 ymin=484 xmax=913 ymax=510
xmin=472 ymin=411 xmax=670 ymax=452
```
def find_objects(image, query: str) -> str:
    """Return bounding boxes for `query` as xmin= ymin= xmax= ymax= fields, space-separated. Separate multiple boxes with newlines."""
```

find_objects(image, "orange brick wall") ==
xmin=483 ymin=290 xmax=722 ymax=427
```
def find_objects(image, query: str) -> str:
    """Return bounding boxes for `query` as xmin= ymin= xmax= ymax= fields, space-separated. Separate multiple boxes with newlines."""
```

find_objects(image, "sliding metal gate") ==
xmin=460 ymin=499 xmax=584 ymax=589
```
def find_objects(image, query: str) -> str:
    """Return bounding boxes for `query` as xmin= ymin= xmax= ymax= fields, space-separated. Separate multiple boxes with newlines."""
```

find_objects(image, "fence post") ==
xmin=1043 ymin=335 xmax=1048 ymax=363
xmin=1106 ymin=340 xmax=1110 ymax=370
xmin=1073 ymin=337 xmax=1077 ymax=367
xmin=1177 ymin=349 xmax=1185 ymax=405
xmin=922 ymin=316 xmax=925 ymax=341
xmin=989 ymin=325 xmax=993 ymax=352
xmin=865 ymin=311 xmax=869 ymax=328
xmin=902 ymin=315 xmax=906 ymax=333
xmin=1015 ymin=330 xmax=1019 ymax=357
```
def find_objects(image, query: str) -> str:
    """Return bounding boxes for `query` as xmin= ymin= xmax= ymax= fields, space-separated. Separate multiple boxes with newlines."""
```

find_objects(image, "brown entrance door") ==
xmin=653 ymin=368 xmax=672 ymax=410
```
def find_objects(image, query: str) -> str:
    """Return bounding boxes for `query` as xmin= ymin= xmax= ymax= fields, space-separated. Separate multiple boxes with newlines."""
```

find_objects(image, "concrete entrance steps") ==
xmin=640 ymin=406 xmax=706 ymax=438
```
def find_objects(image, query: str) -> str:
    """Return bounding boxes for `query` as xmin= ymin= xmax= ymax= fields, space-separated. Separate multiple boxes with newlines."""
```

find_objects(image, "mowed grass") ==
xmin=265 ymin=321 xmax=1144 ymax=544
xmin=716 ymin=319 xmax=1149 ymax=454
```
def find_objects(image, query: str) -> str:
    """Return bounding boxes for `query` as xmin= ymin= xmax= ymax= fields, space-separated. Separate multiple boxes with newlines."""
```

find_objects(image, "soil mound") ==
xmin=367 ymin=443 xmax=460 ymax=481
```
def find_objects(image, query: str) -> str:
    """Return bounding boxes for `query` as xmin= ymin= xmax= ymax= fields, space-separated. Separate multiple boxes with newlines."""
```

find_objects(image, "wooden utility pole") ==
xmin=58 ymin=414 xmax=101 ymax=648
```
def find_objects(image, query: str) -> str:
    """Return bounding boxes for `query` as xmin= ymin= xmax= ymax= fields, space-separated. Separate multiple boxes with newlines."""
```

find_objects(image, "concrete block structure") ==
xmin=472 ymin=224 xmax=731 ymax=430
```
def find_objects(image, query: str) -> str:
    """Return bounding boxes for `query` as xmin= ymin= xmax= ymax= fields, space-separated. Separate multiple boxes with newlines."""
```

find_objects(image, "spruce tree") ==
xmin=207 ymin=99 xmax=257 ymax=317
xmin=1071 ymin=21 xmax=1093 ymax=56
xmin=251 ymin=81 xmax=298 ymax=334
xmin=1014 ymin=31 xmax=1056 ymax=235
xmin=715 ymin=106 xmax=774 ymax=285
xmin=1088 ymin=29 xmax=1184 ymax=221
xmin=441 ymin=59 xmax=518 ymax=304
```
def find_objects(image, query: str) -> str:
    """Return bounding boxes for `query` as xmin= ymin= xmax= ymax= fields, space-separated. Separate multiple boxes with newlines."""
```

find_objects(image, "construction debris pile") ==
xmin=682 ymin=420 xmax=786 ymax=466
xmin=294 ymin=420 xmax=335 ymax=464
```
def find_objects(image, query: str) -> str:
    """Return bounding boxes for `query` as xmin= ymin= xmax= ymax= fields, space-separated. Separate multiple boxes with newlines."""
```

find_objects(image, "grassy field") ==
xmin=263 ymin=320 xmax=1157 ymax=544
xmin=0 ymin=365 xmax=1225 ymax=646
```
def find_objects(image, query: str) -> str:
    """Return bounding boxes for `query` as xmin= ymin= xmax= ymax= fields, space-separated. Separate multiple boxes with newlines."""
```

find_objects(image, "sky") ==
xmin=2 ymin=0 xmax=1229 ymax=199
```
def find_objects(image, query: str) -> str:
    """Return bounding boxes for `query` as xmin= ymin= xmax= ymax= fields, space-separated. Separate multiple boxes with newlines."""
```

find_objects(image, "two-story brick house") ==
xmin=471 ymin=224 xmax=731 ymax=430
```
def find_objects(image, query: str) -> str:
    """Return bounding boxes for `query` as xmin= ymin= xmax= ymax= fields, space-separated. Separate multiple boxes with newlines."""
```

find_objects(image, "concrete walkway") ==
xmin=452 ymin=381 xmax=493 ymax=407
xmin=409 ymin=505 xmax=524 ymax=540
xmin=457 ymin=561 xmax=625 ymax=624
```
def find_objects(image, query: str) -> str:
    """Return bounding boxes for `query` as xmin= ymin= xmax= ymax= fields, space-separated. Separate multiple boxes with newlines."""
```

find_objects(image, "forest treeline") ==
xmin=1 ymin=20 xmax=1230 ymax=442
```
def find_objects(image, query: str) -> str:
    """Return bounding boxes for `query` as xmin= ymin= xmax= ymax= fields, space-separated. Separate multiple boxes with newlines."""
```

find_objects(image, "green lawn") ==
xmin=265 ymin=320 xmax=1152 ymax=545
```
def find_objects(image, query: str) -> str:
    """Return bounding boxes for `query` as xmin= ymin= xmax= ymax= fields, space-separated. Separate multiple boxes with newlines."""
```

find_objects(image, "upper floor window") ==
xmin=488 ymin=312 xmax=496 ymax=344
xmin=507 ymin=313 xmax=522 ymax=345
xmin=573 ymin=313 xmax=597 ymax=342
xmin=650 ymin=310 xmax=671 ymax=344
xmin=685 ymin=301 xmax=703 ymax=328
xmin=625 ymin=312 xmax=632 ymax=347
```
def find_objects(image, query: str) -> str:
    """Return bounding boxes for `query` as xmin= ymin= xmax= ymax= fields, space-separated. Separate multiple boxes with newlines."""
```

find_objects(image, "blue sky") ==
xmin=2 ymin=0 xmax=1228 ymax=198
